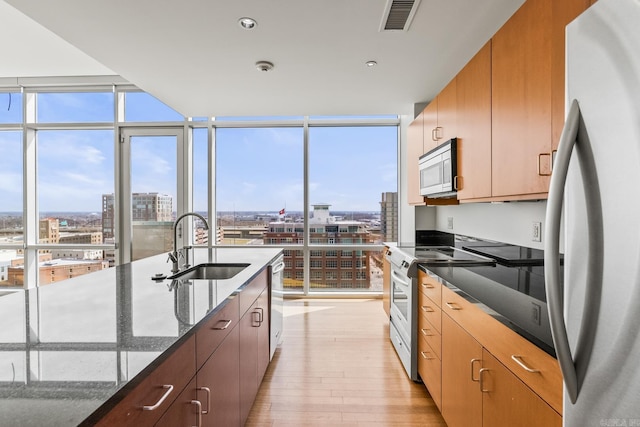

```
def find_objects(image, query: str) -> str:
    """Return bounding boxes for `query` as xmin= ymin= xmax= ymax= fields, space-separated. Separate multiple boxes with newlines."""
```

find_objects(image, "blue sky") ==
xmin=0 ymin=92 xmax=397 ymax=213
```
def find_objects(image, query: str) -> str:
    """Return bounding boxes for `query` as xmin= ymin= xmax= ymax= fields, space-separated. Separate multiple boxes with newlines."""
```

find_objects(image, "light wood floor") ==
xmin=246 ymin=298 xmax=447 ymax=427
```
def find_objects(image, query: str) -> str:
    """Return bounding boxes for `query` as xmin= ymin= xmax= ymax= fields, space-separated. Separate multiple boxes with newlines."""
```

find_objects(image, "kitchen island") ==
xmin=0 ymin=247 xmax=282 ymax=426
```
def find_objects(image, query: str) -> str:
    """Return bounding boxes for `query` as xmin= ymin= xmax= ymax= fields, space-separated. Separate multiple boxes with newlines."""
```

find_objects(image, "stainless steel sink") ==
xmin=168 ymin=263 xmax=250 ymax=280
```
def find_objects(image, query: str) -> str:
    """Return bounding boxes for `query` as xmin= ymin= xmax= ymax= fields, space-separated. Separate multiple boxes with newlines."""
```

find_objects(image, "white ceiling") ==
xmin=2 ymin=0 xmax=524 ymax=117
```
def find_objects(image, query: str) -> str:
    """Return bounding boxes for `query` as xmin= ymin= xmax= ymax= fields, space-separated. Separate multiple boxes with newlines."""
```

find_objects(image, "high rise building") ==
xmin=102 ymin=193 xmax=173 ymax=239
xmin=264 ymin=203 xmax=371 ymax=289
xmin=380 ymin=192 xmax=398 ymax=243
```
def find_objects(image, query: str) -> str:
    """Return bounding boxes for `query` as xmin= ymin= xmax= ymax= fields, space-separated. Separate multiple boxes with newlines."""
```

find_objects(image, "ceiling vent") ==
xmin=379 ymin=0 xmax=421 ymax=31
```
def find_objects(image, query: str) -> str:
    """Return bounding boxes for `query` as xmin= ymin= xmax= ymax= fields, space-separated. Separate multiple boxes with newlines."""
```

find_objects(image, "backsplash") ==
xmin=415 ymin=200 xmax=564 ymax=251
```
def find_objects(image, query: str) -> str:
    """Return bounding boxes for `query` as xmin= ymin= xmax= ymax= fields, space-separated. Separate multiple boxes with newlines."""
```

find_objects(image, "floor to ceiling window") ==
xmin=0 ymin=83 xmax=399 ymax=294
xmin=215 ymin=124 xmax=305 ymax=290
xmin=307 ymin=125 xmax=397 ymax=292
xmin=213 ymin=117 xmax=398 ymax=294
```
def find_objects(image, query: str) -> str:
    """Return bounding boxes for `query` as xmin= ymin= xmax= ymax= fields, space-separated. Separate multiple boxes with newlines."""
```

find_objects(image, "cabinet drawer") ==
xmin=94 ymin=335 xmax=196 ymax=427
xmin=418 ymin=311 xmax=442 ymax=360
xmin=441 ymin=285 xmax=562 ymax=415
xmin=196 ymin=295 xmax=240 ymax=369
xmin=418 ymin=269 xmax=442 ymax=308
xmin=154 ymin=377 xmax=198 ymax=427
xmin=239 ymin=268 xmax=268 ymax=315
xmin=418 ymin=290 xmax=441 ymax=333
xmin=418 ymin=333 xmax=442 ymax=410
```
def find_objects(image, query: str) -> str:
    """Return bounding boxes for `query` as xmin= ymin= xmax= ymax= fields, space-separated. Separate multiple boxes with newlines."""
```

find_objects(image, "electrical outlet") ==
xmin=532 ymin=222 xmax=542 ymax=242
xmin=447 ymin=217 xmax=454 ymax=230
xmin=531 ymin=302 xmax=542 ymax=325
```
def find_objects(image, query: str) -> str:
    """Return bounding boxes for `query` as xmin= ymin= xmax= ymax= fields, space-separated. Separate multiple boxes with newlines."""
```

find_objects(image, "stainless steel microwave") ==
xmin=419 ymin=137 xmax=458 ymax=198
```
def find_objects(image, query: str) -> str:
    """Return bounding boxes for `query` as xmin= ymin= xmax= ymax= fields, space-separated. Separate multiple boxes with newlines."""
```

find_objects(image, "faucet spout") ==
xmin=170 ymin=212 xmax=209 ymax=273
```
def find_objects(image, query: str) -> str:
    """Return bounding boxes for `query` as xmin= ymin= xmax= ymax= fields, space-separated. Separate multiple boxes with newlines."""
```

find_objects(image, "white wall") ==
xmin=416 ymin=201 xmax=550 ymax=250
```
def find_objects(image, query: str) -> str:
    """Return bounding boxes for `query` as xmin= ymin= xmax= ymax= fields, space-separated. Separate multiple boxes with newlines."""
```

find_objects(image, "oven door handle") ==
xmin=391 ymin=270 xmax=411 ymax=288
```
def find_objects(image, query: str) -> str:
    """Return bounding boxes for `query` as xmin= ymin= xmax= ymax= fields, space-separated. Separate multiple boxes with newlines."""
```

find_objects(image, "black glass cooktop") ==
xmin=392 ymin=245 xmax=496 ymax=266
xmin=462 ymin=243 xmax=545 ymax=266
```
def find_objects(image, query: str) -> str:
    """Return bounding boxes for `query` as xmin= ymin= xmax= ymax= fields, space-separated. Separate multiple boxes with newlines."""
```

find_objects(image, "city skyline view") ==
xmin=0 ymin=92 xmax=397 ymax=214
xmin=1 ymin=88 xmax=398 ymax=291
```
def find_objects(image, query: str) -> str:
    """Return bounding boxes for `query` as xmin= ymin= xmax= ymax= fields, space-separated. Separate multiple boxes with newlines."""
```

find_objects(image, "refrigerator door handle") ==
xmin=545 ymin=99 xmax=581 ymax=404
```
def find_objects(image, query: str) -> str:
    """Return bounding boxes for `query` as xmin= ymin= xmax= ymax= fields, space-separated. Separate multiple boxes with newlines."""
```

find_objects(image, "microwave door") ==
xmin=442 ymin=151 xmax=452 ymax=189
xmin=420 ymin=153 xmax=444 ymax=196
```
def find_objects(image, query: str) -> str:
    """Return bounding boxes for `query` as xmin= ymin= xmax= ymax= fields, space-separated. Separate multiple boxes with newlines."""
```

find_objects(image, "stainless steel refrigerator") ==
xmin=545 ymin=0 xmax=640 ymax=425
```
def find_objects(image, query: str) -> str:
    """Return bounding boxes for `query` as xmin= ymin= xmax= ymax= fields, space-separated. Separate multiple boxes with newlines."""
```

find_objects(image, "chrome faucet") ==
xmin=168 ymin=212 xmax=209 ymax=273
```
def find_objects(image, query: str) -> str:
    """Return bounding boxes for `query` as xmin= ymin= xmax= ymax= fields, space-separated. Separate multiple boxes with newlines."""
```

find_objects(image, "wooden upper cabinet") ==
xmin=490 ymin=0 xmax=592 ymax=200
xmin=423 ymin=79 xmax=457 ymax=153
xmin=436 ymin=78 xmax=457 ymax=143
xmin=405 ymin=0 xmax=594 ymax=204
xmin=491 ymin=0 xmax=553 ymax=199
xmin=422 ymin=99 xmax=439 ymax=152
xmin=456 ymin=41 xmax=492 ymax=200
xmin=407 ymin=111 xmax=426 ymax=205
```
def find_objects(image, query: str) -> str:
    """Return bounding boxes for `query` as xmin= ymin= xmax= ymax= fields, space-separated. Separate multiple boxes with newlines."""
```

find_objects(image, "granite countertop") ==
xmin=0 ymin=247 xmax=282 ymax=427
xmin=385 ymin=233 xmax=555 ymax=356
xmin=419 ymin=261 xmax=555 ymax=357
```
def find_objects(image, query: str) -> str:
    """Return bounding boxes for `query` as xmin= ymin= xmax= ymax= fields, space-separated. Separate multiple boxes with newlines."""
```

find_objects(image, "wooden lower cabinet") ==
xmin=256 ymin=288 xmax=270 ymax=384
xmin=417 ymin=269 xmax=442 ymax=410
xmin=196 ymin=325 xmax=241 ymax=427
xmin=155 ymin=377 xmax=198 ymax=426
xmin=240 ymin=287 xmax=270 ymax=425
xmin=92 ymin=335 xmax=196 ymax=427
xmin=482 ymin=350 xmax=561 ymax=427
xmin=440 ymin=306 xmax=562 ymax=427
xmin=441 ymin=313 xmax=482 ymax=427
xmin=418 ymin=332 xmax=442 ymax=410
xmin=90 ymin=268 xmax=271 ymax=427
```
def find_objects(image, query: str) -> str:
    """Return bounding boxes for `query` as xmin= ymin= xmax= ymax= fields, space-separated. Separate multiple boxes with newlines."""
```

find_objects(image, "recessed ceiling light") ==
xmin=255 ymin=61 xmax=274 ymax=72
xmin=365 ymin=60 xmax=378 ymax=67
xmin=238 ymin=17 xmax=257 ymax=30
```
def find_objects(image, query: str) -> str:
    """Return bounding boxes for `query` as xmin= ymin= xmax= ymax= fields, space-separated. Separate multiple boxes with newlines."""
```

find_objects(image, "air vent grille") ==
xmin=381 ymin=0 xmax=421 ymax=31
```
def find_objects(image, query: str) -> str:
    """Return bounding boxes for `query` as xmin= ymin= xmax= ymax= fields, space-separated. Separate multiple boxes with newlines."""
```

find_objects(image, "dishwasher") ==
xmin=269 ymin=254 xmax=285 ymax=359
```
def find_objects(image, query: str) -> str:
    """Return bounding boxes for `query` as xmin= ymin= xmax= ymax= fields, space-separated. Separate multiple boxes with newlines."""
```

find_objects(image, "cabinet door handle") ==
xmin=435 ymin=126 xmax=443 ymax=140
xmin=191 ymin=400 xmax=203 ymax=427
xmin=197 ymin=386 xmax=211 ymax=415
xmin=538 ymin=153 xmax=552 ymax=176
xmin=470 ymin=358 xmax=481 ymax=382
xmin=431 ymin=128 xmax=438 ymax=141
xmin=420 ymin=328 xmax=432 ymax=337
xmin=453 ymin=175 xmax=459 ymax=191
xmin=420 ymin=305 xmax=434 ymax=313
xmin=421 ymin=282 xmax=435 ymax=289
xmin=479 ymin=368 xmax=490 ymax=393
xmin=252 ymin=308 xmax=264 ymax=326
xmin=420 ymin=351 xmax=435 ymax=360
xmin=212 ymin=319 xmax=232 ymax=330
xmin=445 ymin=302 xmax=461 ymax=311
xmin=511 ymin=355 xmax=540 ymax=373
xmin=142 ymin=384 xmax=174 ymax=411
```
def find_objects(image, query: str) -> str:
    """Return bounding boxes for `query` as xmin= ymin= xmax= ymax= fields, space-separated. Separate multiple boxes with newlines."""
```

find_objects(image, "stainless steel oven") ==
xmin=387 ymin=248 xmax=419 ymax=381
xmin=386 ymin=244 xmax=496 ymax=381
